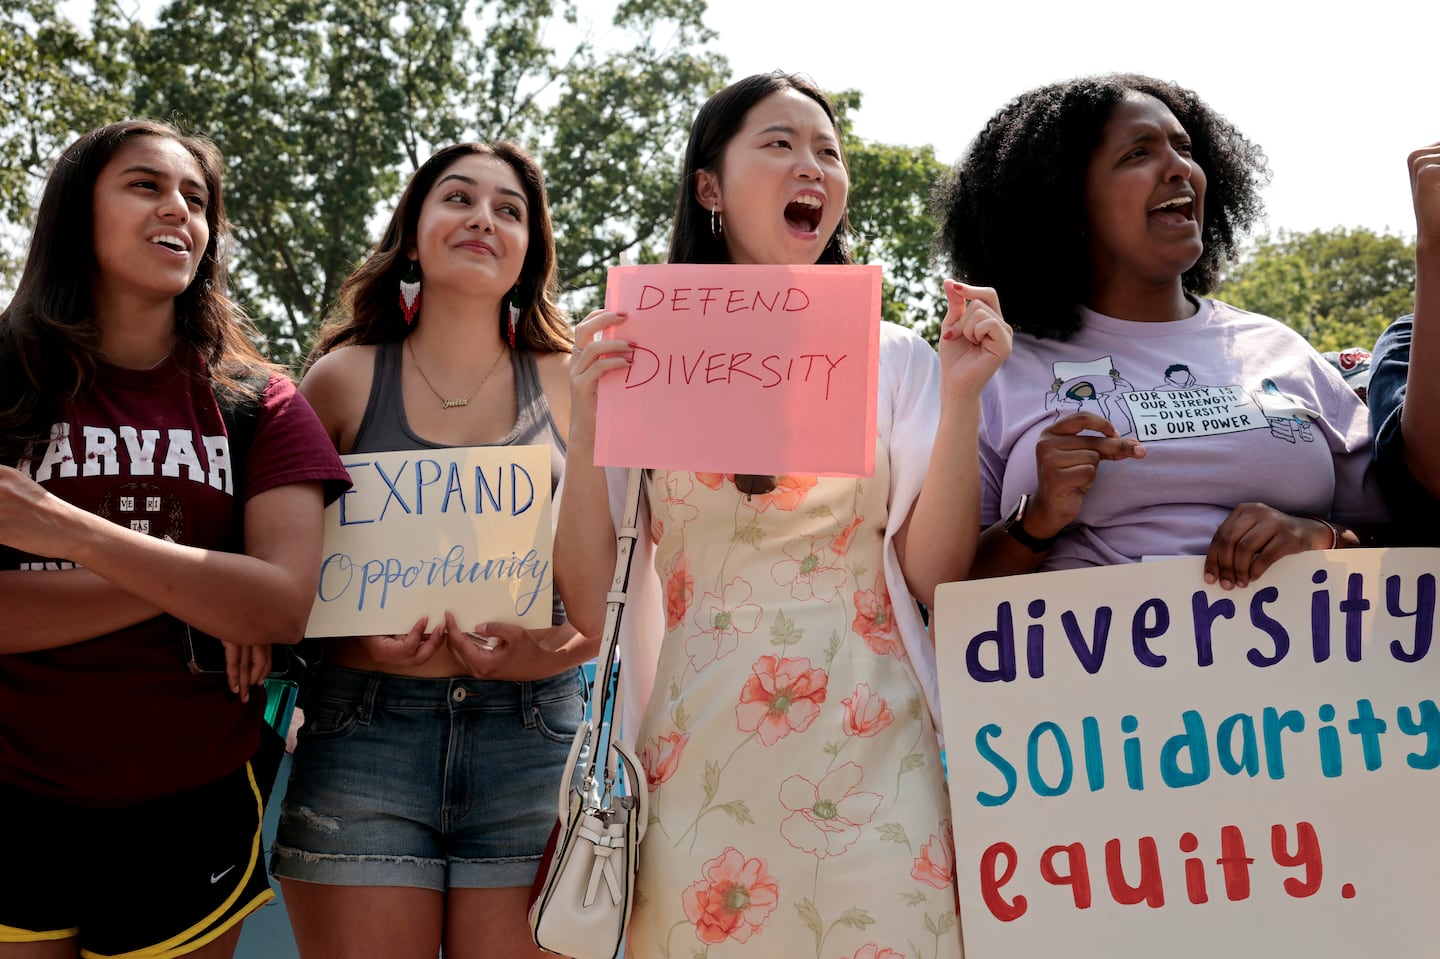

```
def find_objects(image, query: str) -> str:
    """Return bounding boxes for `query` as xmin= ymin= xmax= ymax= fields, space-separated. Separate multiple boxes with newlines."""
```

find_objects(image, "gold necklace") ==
xmin=406 ymin=338 xmax=507 ymax=409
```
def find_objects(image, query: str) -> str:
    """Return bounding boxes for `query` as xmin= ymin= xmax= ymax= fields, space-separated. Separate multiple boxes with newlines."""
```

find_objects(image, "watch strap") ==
xmin=1003 ymin=493 xmax=1058 ymax=553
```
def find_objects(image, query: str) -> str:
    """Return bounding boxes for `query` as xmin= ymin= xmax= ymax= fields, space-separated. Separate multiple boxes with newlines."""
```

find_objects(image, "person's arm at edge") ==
xmin=554 ymin=310 xmax=633 ymax=638
xmin=0 ymin=467 xmax=325 ymax=648
xmin=534 ymin=350 xmax=601 ymax=665
xmin=1400 ymin=142 xmax=1440 ymax=498
xmin=0 ymin=568 xmax=161 ymax=653
xmin=896 ymin=282 xmax=1012 ymax=606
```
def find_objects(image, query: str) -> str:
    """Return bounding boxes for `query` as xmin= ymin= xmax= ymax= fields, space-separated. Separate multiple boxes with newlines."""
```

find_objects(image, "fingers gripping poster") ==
xmin=935 ymin=549 xmax=1440 ymax=957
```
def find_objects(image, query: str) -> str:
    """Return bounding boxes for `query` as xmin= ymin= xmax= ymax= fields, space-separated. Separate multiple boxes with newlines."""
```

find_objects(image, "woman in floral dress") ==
xmin=556 ymin=72 xmax=1011 ymax=959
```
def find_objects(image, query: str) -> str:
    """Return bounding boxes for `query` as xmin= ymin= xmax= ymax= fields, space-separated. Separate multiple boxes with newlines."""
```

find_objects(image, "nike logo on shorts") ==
xmin=211 ymin=865 xmax=236 ymax=884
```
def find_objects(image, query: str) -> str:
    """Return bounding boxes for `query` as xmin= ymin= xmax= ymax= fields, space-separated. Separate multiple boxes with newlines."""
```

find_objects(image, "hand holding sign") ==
xmin=443 ymin=613 xmax=576 ymax=683
xmin=1205 ymin=504 xmax=1338 ymax=590
xmin=358 ymin=615 xmax=448 ymax=667
xmin=568 ymin=308 xmax=634 ymax=446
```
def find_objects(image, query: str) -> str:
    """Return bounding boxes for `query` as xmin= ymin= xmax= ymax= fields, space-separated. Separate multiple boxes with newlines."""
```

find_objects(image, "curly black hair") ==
xmin=933 ymin=73 xmax=1269 ymax=340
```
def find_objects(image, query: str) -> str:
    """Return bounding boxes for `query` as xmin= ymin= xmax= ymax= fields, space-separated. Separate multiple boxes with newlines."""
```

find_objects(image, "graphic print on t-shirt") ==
xmin=1047 ymin=356 xmax=1319 ymax=444
xmin=1044 ymin=356 xmax=1136 ymax=436
xmin=1250 ymin=378 xmax=1318 ymax=444
xmin=8 ymin=420 xmax=234 ymax=571
xmin=96 ymin=481 xmax=186 ymax=540
xmin=20 ymin=421 xmax=236 ymax=492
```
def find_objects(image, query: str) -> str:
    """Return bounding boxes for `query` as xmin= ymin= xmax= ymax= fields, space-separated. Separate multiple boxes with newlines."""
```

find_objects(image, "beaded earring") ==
xmin=399 ymin=260 xmax=422 ymax=326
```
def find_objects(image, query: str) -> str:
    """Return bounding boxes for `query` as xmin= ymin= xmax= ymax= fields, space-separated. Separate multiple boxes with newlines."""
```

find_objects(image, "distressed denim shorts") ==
xmin=270 ymin=664 xmax=586 ymax=890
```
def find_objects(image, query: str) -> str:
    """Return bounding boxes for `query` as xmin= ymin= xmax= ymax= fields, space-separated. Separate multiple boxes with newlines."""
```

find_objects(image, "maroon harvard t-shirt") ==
xmin=0 ymin=352 xmax=349 ymax=807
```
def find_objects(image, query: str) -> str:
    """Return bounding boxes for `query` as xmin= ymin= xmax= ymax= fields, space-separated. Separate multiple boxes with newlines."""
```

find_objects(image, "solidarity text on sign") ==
xmin=594 ymin=263 xmax=881 ymax=476
xmin=934 ymin=549 xmax=1440 ymax=958
xmin=305 ymin=445 xmax=553 ymax=637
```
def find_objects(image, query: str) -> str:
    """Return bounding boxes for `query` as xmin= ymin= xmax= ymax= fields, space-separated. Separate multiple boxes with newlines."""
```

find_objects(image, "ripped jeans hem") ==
xmin=268 ymin=843 xmax=540 ymax=890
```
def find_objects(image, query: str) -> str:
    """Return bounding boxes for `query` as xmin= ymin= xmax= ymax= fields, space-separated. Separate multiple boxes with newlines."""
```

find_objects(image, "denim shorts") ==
xmin=270 ymin=664 xmax=586 ymax=890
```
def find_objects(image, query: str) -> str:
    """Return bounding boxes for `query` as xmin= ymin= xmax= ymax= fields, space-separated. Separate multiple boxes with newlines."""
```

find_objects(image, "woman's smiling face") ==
xmin=1083 ymin=93 xmax=1208 ymax=292
xmin=410 ymin=153 xmax=529 ymax=297
xmin=697 ymin=88 xmax=849 ymax=267
xmin=90 ymin=135 xmax=211 ymax=308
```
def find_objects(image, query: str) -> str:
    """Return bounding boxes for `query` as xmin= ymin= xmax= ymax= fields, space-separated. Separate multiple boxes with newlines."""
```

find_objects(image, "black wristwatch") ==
xmin=1002 ymin=493 xmax=1058 ymax=553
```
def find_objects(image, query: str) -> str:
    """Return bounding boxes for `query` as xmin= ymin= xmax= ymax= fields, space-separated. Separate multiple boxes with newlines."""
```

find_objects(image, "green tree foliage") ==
xmin=132 ymin=0 xmax=729 ymax=362
xmin=832 ymin=90 xmax=948 ymax=341
xmin=539 ymin=0 xmax=725 ymax=304
xmin=2 ymin=0 xmax=727 ymax=364
xmin=132 ymin=0 xmax=469 ymax=358
xmin=1218 ymin=227 xmax=1416 ymax=353
xmin=0 ymin=0 xmax=140 ymax=283
xmin=2 ymin=0 xmax=954 ymax=363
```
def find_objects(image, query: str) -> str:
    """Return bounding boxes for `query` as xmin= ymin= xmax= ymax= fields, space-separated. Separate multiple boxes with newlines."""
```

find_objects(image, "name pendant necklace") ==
xmin=407 ymin=338 xmax=507 ymax=409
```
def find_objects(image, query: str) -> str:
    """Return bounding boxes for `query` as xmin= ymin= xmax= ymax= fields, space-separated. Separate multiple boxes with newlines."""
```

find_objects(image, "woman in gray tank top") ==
xmin=271 ymin=142 xmax=592 ymax=959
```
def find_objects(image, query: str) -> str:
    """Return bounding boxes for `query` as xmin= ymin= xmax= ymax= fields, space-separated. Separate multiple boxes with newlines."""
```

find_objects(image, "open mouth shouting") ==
xmin=1148 ymin=194 xmax=1197 ymax=227
xmin=784 ymin=192 xmax=824 ymax=236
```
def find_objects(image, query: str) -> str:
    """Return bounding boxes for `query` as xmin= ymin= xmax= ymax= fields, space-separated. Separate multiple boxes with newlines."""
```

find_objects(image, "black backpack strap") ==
xmin=213 ymin=367 xmax=271 ymax=525
xmin=210 ymin=368 xmax=309 ymax=680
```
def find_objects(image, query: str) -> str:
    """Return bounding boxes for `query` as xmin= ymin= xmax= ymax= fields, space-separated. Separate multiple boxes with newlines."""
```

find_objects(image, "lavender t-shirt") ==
xmin=979 ymin=299 xmax=1387 ymax=570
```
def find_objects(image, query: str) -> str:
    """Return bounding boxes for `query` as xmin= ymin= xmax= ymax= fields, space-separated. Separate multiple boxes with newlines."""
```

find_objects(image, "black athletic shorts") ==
xmin=0 ymin=760 xmax=274 ymax=958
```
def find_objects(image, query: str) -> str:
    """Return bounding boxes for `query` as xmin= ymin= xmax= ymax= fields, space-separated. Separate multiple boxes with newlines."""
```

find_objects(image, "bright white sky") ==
xmin=52 ymin=0 xmax=1439 ymax=240
xmin=692 ymin=0 xmax=1438 ymax=240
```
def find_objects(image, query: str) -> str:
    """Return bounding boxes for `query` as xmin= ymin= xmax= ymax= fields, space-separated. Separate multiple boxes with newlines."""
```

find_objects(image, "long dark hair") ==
xmin=933 ymin=73 xmax=1269 ymax=340
xmin=307 ymin=141 xmax=570 ymax=367
xmin=669 ymin=71 xmax=853 ymax=266
xmin=0 ymin=120 xmax=268 ymax=462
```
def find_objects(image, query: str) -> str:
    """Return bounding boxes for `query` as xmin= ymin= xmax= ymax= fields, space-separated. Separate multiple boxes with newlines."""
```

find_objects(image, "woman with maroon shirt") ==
xmin=0 ymin=121 xmax=349 ymax=959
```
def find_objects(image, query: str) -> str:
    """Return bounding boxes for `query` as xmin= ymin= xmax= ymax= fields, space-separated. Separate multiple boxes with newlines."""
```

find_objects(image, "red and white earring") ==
xmin=399 ymin=259 xmax=422 ymax=326
xmin=507 ymin=289 xmax=520 ymax=348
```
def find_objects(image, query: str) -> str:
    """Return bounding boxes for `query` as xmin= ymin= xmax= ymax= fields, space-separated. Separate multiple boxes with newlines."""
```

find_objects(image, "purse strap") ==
xmin=577 ymin=467 xmax=644 ymax=803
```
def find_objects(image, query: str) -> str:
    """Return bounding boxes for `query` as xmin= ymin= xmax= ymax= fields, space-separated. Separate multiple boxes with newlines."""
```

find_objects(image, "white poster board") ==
xmin=935 ymin=549 xmax=1440 ymax=957
xmin=305 ymin=445 xmax=553 ymax=637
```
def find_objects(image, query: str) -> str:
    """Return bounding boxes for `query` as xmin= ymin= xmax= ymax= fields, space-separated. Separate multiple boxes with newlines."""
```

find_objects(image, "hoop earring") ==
xmin=710 ymin=202 xmax=723 ymax=238
xmin=506 ymin=288 xmax=521 ymax=348
xmin=399 ymin=259 xmax=422 ymax=326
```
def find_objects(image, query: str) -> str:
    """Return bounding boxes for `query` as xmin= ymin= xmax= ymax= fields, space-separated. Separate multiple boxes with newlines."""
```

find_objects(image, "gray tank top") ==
xmin=353 ymin=340 xmax=567 ymax=624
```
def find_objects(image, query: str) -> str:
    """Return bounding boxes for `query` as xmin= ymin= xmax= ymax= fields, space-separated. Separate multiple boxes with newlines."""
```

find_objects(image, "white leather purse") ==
xmin=529 ymin=468 xmax=648 ymax=959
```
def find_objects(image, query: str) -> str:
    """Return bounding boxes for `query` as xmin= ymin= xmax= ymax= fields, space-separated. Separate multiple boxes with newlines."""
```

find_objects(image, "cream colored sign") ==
xmin=305 ymin=445 xmax=553 ymax=637
xmin=935 ymin=549 xmax=1440 ymax=958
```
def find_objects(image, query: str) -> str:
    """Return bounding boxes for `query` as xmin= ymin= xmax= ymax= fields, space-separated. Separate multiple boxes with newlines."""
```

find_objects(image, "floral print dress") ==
xmin=628 ymin=448 xmax=963 ymax=959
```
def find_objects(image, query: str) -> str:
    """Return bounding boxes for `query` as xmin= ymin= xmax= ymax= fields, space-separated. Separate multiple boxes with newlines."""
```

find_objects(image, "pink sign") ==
xmin=594 ymin=263 xmax=881 ymax=476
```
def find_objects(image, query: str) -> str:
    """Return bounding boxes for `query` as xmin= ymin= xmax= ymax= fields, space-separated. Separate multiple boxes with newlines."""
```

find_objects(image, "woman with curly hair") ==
xmin=934 ymin=73 xmax=1385 ymax=585
xmin=0 ymin=120 xmax=349 ymax=958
